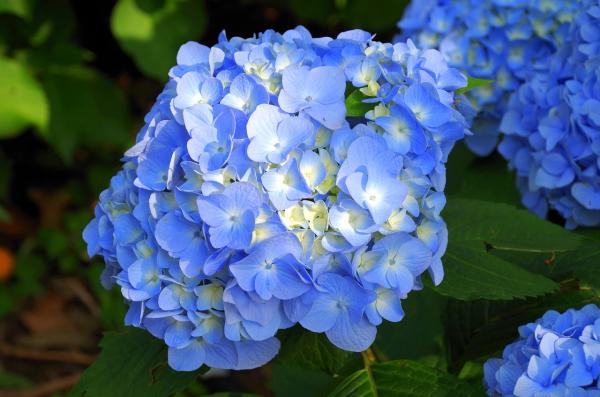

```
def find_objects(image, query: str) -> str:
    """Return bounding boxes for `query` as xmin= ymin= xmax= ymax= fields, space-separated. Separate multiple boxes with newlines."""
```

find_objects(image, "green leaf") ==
xmin=328 ymin=360 xmax=485 ymax=397
xmin=271 ymin=364 xmax=337 ymax=397
xmin=443 ymin=289 xmax=600 ymax=371
xmin=0 ymin=57 xmax=48 ymax=138
xmin=70 ymin=328 xmax=200 ymax=397
xmin=456 ymin=77 xmax=493 ymax=95
xmin=276 ymin=327 xmax=360 ymax=376
xmin=345 ymin=89 xmax=375 ymax=117
xmin=445 ymin=198 xmax=583 ymax=253
xmin=111 ymin=0 xmax=206 ymax=80
xmin=374 ymin=289 xmax=443 ymax=361
xmin=436 ymin=242 xmax=558 ymax=300
xmin=207 ymin=394 xmax=262 ymax=397
xmin=206 ymin=394 xmax=262 ymax=397
xmin=446 ymin=149 xmax=520 ymax=206
xmin=553 ymin=240 xmax=600 ymax=288
xmin=0 ymin=0 xmax=34 ymax=19
xmin=41 ymin=66 xmax=132 ymax=161
xmin=434 ymin=198 xmax=585 ymax=300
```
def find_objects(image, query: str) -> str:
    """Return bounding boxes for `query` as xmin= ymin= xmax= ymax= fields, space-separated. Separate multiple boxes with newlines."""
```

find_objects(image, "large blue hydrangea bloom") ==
xmin=498 ymin=0 xmax=600 ymax=228
xmin=484 ymin=304 xmax=600 ymax=397
xmin=83 ymin=27 xmax=470 ymax=371
xmin=398 ymin=0 xmax=583 ymax=156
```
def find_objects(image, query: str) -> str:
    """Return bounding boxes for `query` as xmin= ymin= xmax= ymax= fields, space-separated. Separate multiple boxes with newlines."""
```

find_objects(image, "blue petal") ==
xmin=326 ymin=313 xmax=376 ymax=352
xmin=299 ymin=293 xmax=339 ymax=333
xmin=234 ymin=338 xmax=280 ymax=370
xmin=155 ymin=212 xmax=196 ymax=253
xmin=306 ymin=66 xmax=346 ymax=105
xmin=197 ymin=195 xmax=230 ymax=227
xmin=178 ymin=237 xmax=210 ymax=278
xmin=403 ymin=83 xmax=451 ymax=128
xmin=168 ymin=341 xmax=206 ymax=371
xmin=305 ymin=101 xmax=346 ymax=130
xmin=164 ymin=320 xmax=193 ymax=348
xmin=203 ymin=339 xmax=238 ymax=369
xmin=158 ymin=284 xmax=183 ymax=311
xmin=177 ymin=42 xmax=210 ymax=66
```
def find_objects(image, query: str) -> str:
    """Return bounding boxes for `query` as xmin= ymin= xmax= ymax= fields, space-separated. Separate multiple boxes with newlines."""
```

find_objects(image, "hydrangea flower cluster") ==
xmin=83 ymin=26 xmax=470 ymax=371
xmin=498 ymin=1 xmax=600 ymax=228
xmin=484 ymin=304 xmax=600 ymax=396
xmin=398 ymin=0 xmax=584 ymax=156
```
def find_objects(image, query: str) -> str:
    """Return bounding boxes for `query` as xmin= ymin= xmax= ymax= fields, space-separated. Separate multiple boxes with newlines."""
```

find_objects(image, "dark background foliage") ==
xmin=1 ymin=1 xmax=599 ymax=397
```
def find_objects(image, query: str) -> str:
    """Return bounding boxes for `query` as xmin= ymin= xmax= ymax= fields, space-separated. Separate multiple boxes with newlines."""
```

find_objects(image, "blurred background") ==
xmin=0 ymin=0 xmax=414 ymax=396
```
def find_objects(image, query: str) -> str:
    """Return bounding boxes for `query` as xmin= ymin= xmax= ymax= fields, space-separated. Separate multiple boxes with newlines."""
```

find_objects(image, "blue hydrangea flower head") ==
xmin=83 ymin=26 xmax=471 ymax=372
xmin=497 ymin=0 xmax=600 ymax=228
xmin=398 ymin=0 xmax=585 ymax=156
xmin=484 ymin=304 xmax=600 ymax=396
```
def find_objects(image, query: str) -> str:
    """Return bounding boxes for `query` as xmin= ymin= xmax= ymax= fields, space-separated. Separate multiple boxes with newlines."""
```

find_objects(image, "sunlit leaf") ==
xmin=0 ymin=0 xmax=35 ymax=19
xmin=0 ymin=57 xmax=48 ymax=138
xmin=111 ymin=0 xmax=207 ymax=80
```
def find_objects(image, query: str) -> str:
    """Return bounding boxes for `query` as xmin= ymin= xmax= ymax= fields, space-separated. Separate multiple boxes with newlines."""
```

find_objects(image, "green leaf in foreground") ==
xmin=328 ymin=360 xmax=485 ymax=397
xmin=436 ymin=242 xmax=558 ymax=300
xmin=434 ymin=198 xmax=585 ymax=300
xmin=444 ymin=198 xmax=583 ymax=253
xmin=456 ymin=77 xmax=494 ymax=95
xmin=0 ymin=57 xmax=48 ymax=138
xmin=553 ymin=240 xmax=600 ymax=288
xmin=276 ymin=327 xmax=359 ymax=376
xmin=111 ymin=0 xmax=206 ymax=80
xmin=70 ymin=328 xmax=200 ymax=397
xmin=345 ymin=89 xmax=376 ymax=117
xmin=205 ymin=394 xmax=262 ymax=397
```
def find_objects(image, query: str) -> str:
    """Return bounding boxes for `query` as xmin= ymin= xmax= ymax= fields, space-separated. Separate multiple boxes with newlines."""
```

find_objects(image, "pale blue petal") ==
xmin=168 ymin=341 xmax=206 ymax=371
xmin=300 ymin=294 xmax=339 ymax=333
xmin=305 ymin=101 xmax=346 ymax=130
xmin=326 ymin=314 xmax=376 ymax=352
xmin=234 ymin=338 xmax=280 ymax=370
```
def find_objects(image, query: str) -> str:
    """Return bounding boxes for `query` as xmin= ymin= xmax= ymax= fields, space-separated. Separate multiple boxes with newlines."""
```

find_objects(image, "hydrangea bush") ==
xmin=398 ymin=0 xmax=584 ymax=156
xmin=484 ymin=304 xmax=600 ymax=396
xmin=499 ymin=0 xmax=600 ymax=228
xmin=83 ymin=27 xmax=471 ymax=371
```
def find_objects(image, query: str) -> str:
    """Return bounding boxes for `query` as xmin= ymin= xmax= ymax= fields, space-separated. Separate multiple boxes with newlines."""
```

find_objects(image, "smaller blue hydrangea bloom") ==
xmin=484 ymin=304 xmax=600 ymax=397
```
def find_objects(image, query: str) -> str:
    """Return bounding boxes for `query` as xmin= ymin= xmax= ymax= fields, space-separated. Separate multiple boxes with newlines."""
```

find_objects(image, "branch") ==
xmin=0 ymin=343 xmax=95 ymax=365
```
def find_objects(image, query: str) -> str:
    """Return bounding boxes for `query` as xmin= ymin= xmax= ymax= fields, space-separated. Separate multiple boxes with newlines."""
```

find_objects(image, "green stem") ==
xmin=361 ymin=348 xmax=378 ymax=397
